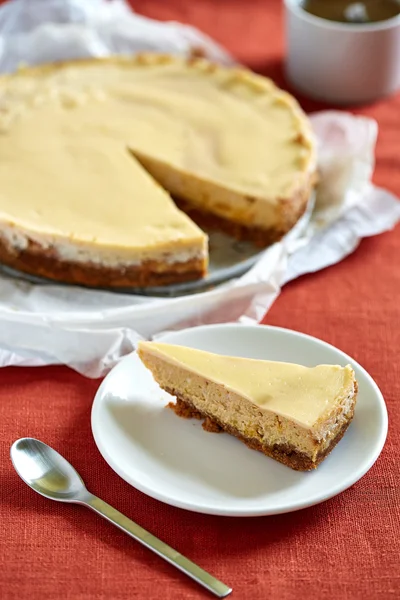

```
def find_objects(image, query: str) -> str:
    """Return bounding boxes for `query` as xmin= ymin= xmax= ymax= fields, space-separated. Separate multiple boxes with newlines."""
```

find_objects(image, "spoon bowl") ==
xmin=11 ymin=437 xmax=86 ymax=502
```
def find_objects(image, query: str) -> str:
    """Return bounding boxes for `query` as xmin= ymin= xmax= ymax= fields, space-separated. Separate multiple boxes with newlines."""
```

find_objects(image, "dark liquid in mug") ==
xmin=301 ymin=0 xmax=400 ymax=23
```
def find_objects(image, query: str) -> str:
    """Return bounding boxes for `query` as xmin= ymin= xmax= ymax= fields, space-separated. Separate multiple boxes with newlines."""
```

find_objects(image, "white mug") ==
xmin=284 ymin=0 xmax=400 ymax=104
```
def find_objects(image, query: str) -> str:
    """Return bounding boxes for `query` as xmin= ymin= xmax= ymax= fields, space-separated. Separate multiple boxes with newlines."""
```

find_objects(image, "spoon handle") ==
xmin=82 ymin=493 xmax=231 ymax=598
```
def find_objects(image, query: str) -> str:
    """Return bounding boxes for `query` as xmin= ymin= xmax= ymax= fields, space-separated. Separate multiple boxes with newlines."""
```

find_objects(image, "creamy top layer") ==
xmin=0 ymin=56 xmax=314 ymax=248
xmin=139 ymin=341 xmax=355 ymax=428
xmin=0 ymin=122 xmax=204 ymax=251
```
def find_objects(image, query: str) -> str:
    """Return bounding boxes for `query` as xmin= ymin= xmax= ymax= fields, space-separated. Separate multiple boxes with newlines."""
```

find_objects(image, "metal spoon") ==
xmin=10 ymin=438 xmax=232 ymax=598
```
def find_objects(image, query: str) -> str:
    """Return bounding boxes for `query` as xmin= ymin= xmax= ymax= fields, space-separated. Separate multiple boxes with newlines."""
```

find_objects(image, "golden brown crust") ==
xmin=6 ymin=53 xmax=276 ymax=91
xmin=0 ymin=236 xmax=206 ymax=288
xmin=168 ymin=395 xmax=355 ymax=471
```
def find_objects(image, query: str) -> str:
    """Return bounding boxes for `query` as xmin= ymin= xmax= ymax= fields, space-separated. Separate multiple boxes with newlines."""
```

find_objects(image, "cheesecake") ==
xmin=0 ymin=55 xmax=317 ymax=288
xmin=137 ymin=341 xmax=358 ymax=471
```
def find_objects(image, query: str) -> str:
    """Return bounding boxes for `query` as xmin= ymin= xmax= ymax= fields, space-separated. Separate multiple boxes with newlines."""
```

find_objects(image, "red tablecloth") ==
xmin=1 ymin=2 xmax=399 ymax=599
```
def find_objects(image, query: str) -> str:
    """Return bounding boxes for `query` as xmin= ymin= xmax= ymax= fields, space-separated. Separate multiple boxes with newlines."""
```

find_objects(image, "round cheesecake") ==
xmin=0 ymin=54 xmax=317 ymax=288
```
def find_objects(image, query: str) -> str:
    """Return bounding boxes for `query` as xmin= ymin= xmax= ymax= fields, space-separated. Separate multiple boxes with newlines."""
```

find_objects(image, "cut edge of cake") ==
xmin=130 ymin=148 xmax=317 ymax=249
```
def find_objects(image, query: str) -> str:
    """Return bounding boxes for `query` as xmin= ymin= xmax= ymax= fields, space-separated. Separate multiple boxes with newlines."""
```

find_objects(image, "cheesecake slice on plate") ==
xmin=138 ymin=341 xmax=358 ymax=471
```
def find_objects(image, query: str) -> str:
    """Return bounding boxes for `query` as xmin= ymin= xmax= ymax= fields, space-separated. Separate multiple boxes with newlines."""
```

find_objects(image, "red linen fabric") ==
xmin=1 ymin=2 xmax=399 ymax=599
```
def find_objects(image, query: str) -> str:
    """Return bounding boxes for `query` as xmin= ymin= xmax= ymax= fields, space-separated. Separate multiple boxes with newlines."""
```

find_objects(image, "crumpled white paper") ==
xmin=0 ymin=0 xmax=399 ymax=377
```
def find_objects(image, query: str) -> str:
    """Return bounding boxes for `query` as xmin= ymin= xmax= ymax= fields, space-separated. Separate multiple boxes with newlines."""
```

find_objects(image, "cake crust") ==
xmin=0 ymin=236 xmax=206 ymax=288
xmin=169 ymin=394 xmax=356 ymax=471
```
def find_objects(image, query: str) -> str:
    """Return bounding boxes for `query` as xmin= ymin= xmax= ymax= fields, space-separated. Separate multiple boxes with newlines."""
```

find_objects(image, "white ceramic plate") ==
xmin=91 ymin=324 xmax=388 ymax=516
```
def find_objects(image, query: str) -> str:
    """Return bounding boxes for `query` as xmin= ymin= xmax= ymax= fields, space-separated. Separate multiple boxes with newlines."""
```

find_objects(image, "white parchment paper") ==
xmin=0 ymin=0 xmax=399 ymax=377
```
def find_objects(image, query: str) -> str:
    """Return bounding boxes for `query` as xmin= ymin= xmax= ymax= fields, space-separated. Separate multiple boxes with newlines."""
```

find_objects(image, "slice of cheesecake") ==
xmin=137 ymin=341 xmax=358 ymax=471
